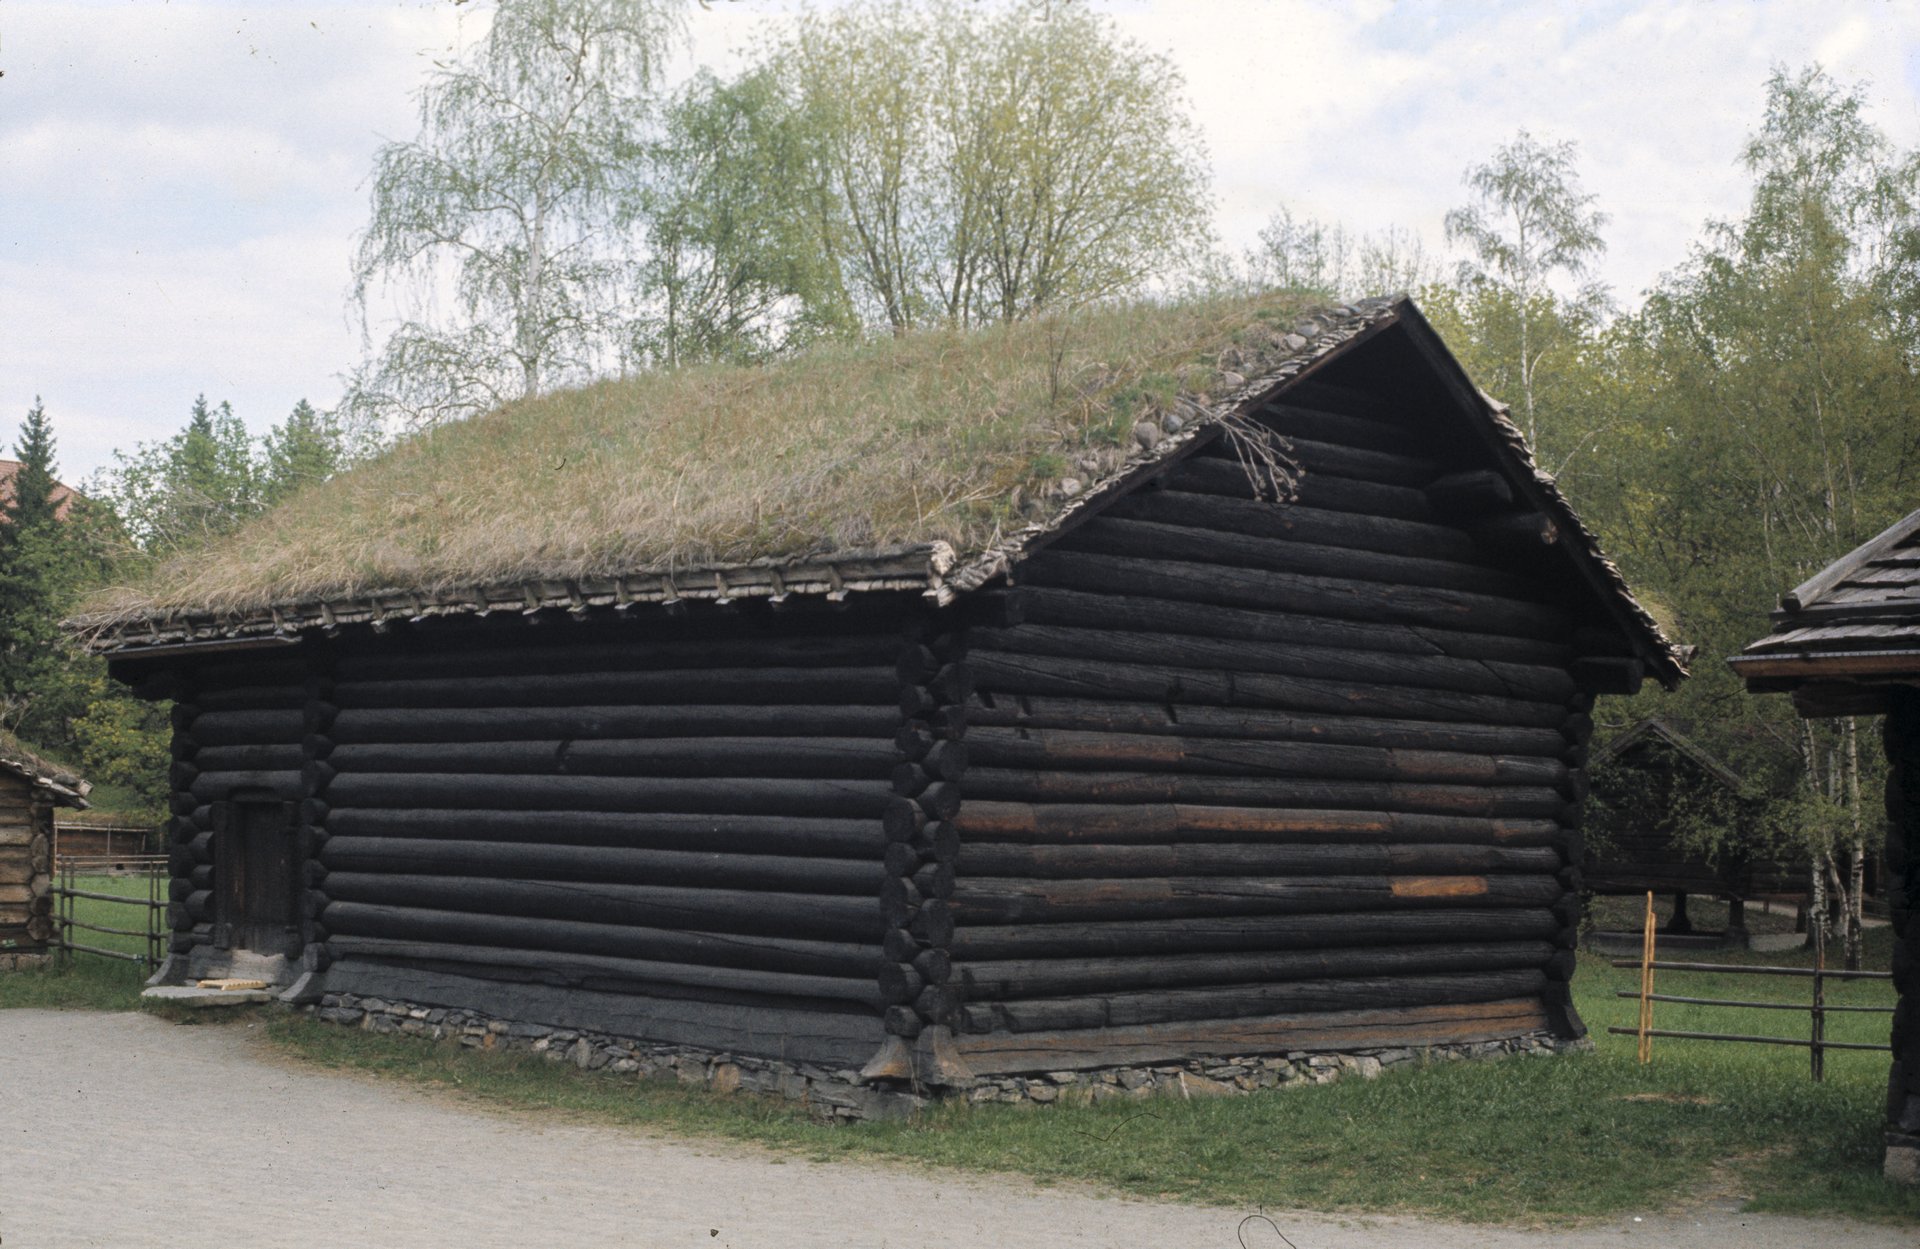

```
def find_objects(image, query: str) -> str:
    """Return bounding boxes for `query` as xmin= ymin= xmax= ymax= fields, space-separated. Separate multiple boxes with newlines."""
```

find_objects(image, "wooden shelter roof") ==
xmin=0 ymin=730 xmax=90 ymax=808
xmin=1595 ymin=717 xmax=1748 ymax=793
xmin=1732 ymin=504 xmax=1920 ymax=710
xmin=69 ymin=295 xmax=1684 ymax=685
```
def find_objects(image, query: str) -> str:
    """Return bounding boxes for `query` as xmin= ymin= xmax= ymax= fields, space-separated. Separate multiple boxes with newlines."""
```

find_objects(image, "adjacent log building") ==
xmin=1733 ymin=504 xmax=1920 ymax=1183
xmin=77 ymin=296 xmax=1685 ymax=1091
xmin=1584 ymin=718 xmax=1808 ymax=940
xmin=0 ymin=733 xmax=89 ymax=968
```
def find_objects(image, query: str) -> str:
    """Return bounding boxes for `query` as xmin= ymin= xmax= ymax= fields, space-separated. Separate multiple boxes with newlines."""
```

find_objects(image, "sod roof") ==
xmin=70 ymin=291 xmax=1684 ymax=684
xmin=0 ymin=729 xmax=89 ymax=808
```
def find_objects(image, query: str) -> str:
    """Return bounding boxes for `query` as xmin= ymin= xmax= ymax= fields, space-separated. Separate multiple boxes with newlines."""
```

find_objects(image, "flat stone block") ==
xmin=142 ymin=985 xmax=274 ymax=1009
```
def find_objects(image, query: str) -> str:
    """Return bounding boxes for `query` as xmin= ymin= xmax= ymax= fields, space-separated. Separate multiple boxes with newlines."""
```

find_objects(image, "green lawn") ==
xmin=3 ymin=906 xmax=1913 ymax=1225
xmin=0 ymin=873 xmax=160 ymax=1010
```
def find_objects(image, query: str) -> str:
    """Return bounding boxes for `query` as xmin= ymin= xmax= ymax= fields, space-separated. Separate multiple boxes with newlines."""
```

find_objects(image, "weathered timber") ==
xmin=317 ymin=961 xmax=880 ymax=1066
xmin=325 ymin=737 xmax=900 ymax=779
xmin=965 ymin=727 xmax=1567 ymax=787
xmin=1166 ymin=456 xmax=1435 ymax=521
xmin=957 ymin=841 xmax=1562 ymax=880
xmin=1051 ymin=516 xmax=1546 ymax=603
xmin=325 ymin=773 xmax=894 ymax=817
xmin=952 ymin=998 xmax=1549 ymax=1074
xmin=1255 ymin=402 xmax=1429 ymax=454
xmin=964 ymin=968 xmax=1549 ymax=1033
xmin=192 ymin=744 xmax=306 ymax=773
xmin=328 ymin=704 xmax=901 ymax=745
xmin=960 ymin=769 xmax=1569 ymax=818
xmin=967 ymin=652 xmax=1568 ymax=729
xmin=322 ymin=873 xmax=885 ymax=941
xmin=189 ymin=710 xmax=307 ymax=747
xmin=194 ymin=684 xmax=306 ymax=713
xmin=965 ymin=696 xmax=1570 ymax=757
xmin=954 ymin=939 xmax=1556 ymax=999
xmin=1425 ymin=470 xmax=1514 ymax=518
xmin=330 ymin=666 xmax=898 ymax=709
xmin=319 ymin=838 xmax=885 ymax=895
xmin=969 ymin=624 xmax=1573 ymax=702
xmin=1020 ymin=551 xmax=1570 ymax=641
xmin=1196 ymin=433 xmax=1437 ymax=487
xmin=188 ymin=770 xmax=303 ymax=802
xmin=1467 ymin=513 xmax=1560 ymax=560
xmin=953 ymin=801 xmax=1562 ymax=848
xmin=949 ymin=874 xmax=1561 ymax=925
xmin=1571 ymin=657 xmax=1646 ymax=696
xmin=1108 ymin=490 xmax=1480 ymax=563
xmin=324 ymin=934 xmax=885 ymax=1007
xmin=334 ymin=632 xmax=899 ymax=682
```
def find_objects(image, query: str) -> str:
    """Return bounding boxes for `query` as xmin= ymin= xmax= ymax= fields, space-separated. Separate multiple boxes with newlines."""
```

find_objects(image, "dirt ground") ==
xmin=0 ymin=1009 xmax=1907 ymax=1249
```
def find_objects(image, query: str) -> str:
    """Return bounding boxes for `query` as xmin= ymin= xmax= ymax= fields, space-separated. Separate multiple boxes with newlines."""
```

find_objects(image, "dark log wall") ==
xmin=163 ymin=654 xmax=308 ymax=956
xmin=947 ymin=376 xmax=1601 ymax=1073
xmin=294 ymin=612 xmax=906 ymax=1066
xmin=1886 ymin=688 xmax=1920 ymax=1164
xmin=0 ymin=777 xmax=55 ymax=952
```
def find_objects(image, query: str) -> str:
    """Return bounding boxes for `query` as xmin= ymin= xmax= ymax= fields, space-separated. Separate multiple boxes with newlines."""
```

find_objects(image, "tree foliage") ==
xmin=1240 ymin=208 xmax=1438 ymax=301
xmin=347 ymin=0 xmax=686 ymax=426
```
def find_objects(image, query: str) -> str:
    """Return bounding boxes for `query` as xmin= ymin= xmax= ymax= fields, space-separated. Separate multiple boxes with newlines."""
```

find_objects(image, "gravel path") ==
xmin=0 ymin=1010 xmax=1906 ymax=1248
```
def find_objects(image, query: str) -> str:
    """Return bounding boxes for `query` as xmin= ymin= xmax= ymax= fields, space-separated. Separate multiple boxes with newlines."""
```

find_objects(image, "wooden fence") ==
xmin=53 ymin=854 xmax=167 ymax=971
xmin=1608 ymin=892 xmax=1893 ymax=1080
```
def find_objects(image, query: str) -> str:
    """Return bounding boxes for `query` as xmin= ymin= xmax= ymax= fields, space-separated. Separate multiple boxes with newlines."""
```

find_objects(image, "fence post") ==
xmin=1811 ymin=928 xmax=1826 ymax=1083
xmin=1638 ymin=890 xmax=1656 ymax=1064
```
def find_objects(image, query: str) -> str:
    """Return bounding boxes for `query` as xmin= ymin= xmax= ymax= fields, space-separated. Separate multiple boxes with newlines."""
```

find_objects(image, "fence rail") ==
xmin=1605 ymin=891 xmax=1892 ymax=1080
xmin=52 ymin=855 xmax=166 ymax=972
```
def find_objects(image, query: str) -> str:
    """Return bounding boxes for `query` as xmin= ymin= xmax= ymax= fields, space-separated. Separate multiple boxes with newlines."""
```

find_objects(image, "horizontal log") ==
xmin=331 ymin=667 xmax=898 ymax=710
xmin=1108 ymin=490 xmax=1479 ymax=563
xmin=1425 ymin=470 xmax=1513 ymax=518
xmin=965 ymin=695 xmax=1570 ymax=757
xmin=968 ymin=652 xmax=1567 ymax=729
xmin=1167 ymin=456 xmax=1435 ymax=521
xmin=334 ymin=632 xmax=900 ymax=682
xmin=329 ymin=704 xmax=903 ymax=745
xmin=189 ymin=710 xmax=307 ymax=747
xmin=323 ymin=934 xmax=885 ymax=1007
xmin=325 ymin=773 xmax=894 ymax=818
xmin=961 ymin=768 xmax=1569 ymax=818
xmin=319 ymin=837 xmax=884 ymax=895
xmin=950 ymin=874 xmax=1560 ymax=925
xmin=1200 ymin=433 xmax=1438 ymax=487
xmin=1466 ymin=512 xmax=1560 ymax=560
xmin=321 ymin=810 xmax=884 ymax=858
xmin=1571 ymin=657 xmax=1645 ymax=696
xmin=958 ymin=841 xmax=1562 ymax=880
xmin=964 ymin=968 xmax=1549 ymax=1033
xmin=194 ymin=684 xmax=306 ymax=713
xmin=956 ymin=939 xmax=1555 ymax=1000
xmin=193 ymin=744 xmax=306 ymax=773
xmin=325 ymin=737 xmax=900 ymax=780
xmin=970 ymin=624 xmax=1573 ymax=703
xmin=953 ymin=997 xmax=1550 ymax=1074
xmin=1052 ymin=516 xmax=1547 ymax=605
xmin=1021 ymin=551 xmax=1569 ymax=642
xmin=965 ymin=727 xmax=1567 ymax=788
xmin=323 ymin=872 xmax=885 ymax=942
xmin=953 ymin=802 xmax=1562 ymax=848
xmin=188 ymin=770 xmax=303 ymax=802
xmin=1256 ymin=401 xmax=1430 ymax=454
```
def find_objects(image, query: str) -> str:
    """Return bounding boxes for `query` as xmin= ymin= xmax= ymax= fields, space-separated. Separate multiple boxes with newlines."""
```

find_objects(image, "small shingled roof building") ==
xmin=1733 ymin=504 xmax=1920 ymax=1183
xmin=0 ymin=734 xmax=89 ymax=968
xmin=76 ymin=295 xmax=1684 ymax=1103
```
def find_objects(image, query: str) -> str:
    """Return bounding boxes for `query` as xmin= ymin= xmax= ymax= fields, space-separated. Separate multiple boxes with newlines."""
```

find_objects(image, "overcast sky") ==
xmin=4 ymin=0 xmax=1919 ymax=485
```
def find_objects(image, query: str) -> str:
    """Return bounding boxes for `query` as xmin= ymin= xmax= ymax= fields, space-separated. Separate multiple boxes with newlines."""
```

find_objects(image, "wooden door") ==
xmin=213 ymin=801 xmax=301 ymax=955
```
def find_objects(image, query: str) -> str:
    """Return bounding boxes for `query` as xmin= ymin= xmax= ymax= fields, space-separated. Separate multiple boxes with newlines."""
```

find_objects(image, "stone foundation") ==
xmin=0 ymin=949 xmax=51 ymax=971
xmin=309 ymin=992 xmax=1587 ymax=1121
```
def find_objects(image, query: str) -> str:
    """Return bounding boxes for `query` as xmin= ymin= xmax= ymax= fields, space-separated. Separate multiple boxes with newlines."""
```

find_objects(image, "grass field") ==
xmin=2 ymin=901 xmax=1913 ymax=1225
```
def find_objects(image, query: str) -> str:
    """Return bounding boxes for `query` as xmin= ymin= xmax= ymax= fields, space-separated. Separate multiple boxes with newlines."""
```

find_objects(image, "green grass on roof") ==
xmin=85 ymin=291 xmax=1322 ymax=623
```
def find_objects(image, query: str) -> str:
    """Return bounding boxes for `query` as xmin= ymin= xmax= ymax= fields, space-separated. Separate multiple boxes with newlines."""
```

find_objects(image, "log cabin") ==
xmin=1584 ymin=718 xmax=1809 ymax=942
xmin=73 ymin=294 xmax=1685 ymax=1096
xmin=1732 ymin=504 xmax=1920 ymax=1183
xmin=0 ymin=733 xmax=90 ymax=968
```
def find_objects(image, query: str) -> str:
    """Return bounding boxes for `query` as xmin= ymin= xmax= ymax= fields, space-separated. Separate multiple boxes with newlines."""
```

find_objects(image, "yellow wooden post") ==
xmin=1637 ymin=890 xmax=1656 ymax=1064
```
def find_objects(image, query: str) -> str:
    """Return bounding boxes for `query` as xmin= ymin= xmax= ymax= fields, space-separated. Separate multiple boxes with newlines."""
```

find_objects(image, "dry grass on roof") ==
xmin=86 ymin=291 xmax=1323 ymax=622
